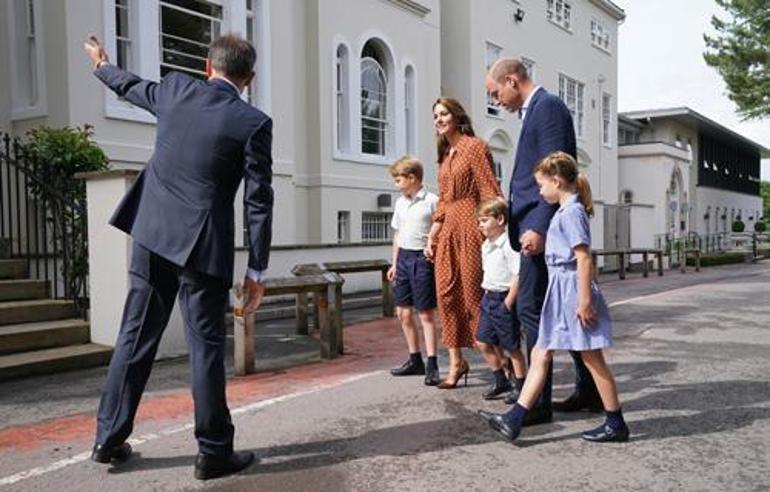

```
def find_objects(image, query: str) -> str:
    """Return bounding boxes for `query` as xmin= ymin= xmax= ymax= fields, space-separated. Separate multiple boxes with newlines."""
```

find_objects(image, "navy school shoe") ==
xmin=194 ymin=450 xmax=255 ymax=480
xmin=91 ymin=442 xmax=132 ymax=464
xmin=477 ymin=410 xmax=522 ymax=442
xmin=581 ymin=422 xmax=630 ymax=443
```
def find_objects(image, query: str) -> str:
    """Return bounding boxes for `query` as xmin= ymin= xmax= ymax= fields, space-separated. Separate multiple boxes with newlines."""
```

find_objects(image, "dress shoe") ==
xmin=390 ymin=358 xmax=426 ymax=376
xmin=482 ymin=380 xmax=513 ymax=400
xmin=477 ymin=410 xmax=521 ymax=441
xmin=552 ymin=392 xmax=603 ymax=413
xmin=90 ymin=443 xmax=132 ymax=464
xmin=522 ymin=405 xmax=553 ymax=426
xmin=437 ymin=360 xmax=469 ymax=389
xmin=503 ymin=386 xmax=521 ymax=405
xmin=194 ymin=450 xmax=255 ymax=480
xmin=581 ymin=423 xmax=630 ymax=443
xmin=424 ymin=367 xmax=440 ymax=386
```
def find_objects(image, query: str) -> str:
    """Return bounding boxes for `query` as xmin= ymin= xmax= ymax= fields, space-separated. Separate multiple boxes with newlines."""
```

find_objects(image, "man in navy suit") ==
xmin=480 ymin=58 xmax=601 ymax=429
xmin=84 ymin=34 xmax=272 ymax=480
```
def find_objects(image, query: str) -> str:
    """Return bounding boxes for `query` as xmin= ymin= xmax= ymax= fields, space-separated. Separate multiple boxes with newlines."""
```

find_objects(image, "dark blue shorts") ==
xmin=393 ymin=249 xmax=437 ymax=311
xmin=476 ymin=290 xmax=521 ymax=353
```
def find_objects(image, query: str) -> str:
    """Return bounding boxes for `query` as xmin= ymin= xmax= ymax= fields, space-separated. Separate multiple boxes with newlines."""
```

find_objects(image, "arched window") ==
xmin=404 ymin=65 xmax=416 ymax=155
xmin=335 ymin=44 xmax=350 ymax=152
xmin=361 ymin=41 xmax=389 ymax=156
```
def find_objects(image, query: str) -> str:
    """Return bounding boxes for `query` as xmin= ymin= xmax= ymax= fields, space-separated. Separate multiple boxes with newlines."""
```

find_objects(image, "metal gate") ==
xmin=603 ymin=204 xmax=631 ymax=271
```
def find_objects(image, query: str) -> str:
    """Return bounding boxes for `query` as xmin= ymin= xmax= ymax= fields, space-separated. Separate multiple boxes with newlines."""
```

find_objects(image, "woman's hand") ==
xmin=577 ymin=297 xmax=597 ymax=328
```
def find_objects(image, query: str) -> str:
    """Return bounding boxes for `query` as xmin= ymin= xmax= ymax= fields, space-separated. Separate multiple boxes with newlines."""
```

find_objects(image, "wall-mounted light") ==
xmin=377 ymin=193 xmax=392 ymax=209
xmin=513 ymin=8 xmax=525 ymax=22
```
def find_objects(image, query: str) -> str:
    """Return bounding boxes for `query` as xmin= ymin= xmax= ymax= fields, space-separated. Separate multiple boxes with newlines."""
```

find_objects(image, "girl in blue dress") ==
xmin=479 ymin=151 xmax=629 ymax=443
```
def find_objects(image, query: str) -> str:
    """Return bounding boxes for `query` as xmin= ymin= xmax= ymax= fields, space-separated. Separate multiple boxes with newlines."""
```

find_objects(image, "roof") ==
xmin=589 ymin=0 xmax=626 ymax=21
xmin=620 ymin=107 xmax=770 ymax=158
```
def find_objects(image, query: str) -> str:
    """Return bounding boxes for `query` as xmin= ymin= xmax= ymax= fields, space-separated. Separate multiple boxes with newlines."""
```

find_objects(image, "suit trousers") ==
xmin=517 ymin=253 xmax=599 ymax=408
xmin=95 ymin=243 xmax=234 ymax=456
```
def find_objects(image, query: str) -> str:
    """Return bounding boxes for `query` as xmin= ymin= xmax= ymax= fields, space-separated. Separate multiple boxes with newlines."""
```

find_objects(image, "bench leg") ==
xmin=657 ymin=252 xmax=664 ymax=276
xmin=311 ymin=292 xmax=321 ymax=330
xmin=382 ymin=270 xmax=395 ymax=317
xmin=619 ymin=252 xmax=626 ymax=280
xmin=233 ymin=313 xmax=255 ymax=376
xmin=318 ymin=291 xmax=337 ymax=359
xmin=680 ymin=249 xmax=686 ymax=274
xmin=642 ymin=252 xmax=649 ymax=277
xmin=695 ymin=251 xmax=701 ymax=272
xmin=328 ymin=283 xmax=344 ymax=355
xmin=295 ymin=293 xmax=309 ymax=335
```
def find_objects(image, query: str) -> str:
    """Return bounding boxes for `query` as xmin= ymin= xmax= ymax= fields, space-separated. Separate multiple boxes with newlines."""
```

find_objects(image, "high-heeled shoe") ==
xmin=437 ymin=360 xmax=469 ymax=389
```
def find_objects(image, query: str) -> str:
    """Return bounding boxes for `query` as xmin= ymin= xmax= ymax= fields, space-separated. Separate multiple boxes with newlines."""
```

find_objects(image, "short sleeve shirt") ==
xmin=545 ymin=194 xmax=591 ymax=267
xmin=391 ymin=187 xmax=439 ymax=250
xmin=481 ymin=233 xmax=521 ymax=291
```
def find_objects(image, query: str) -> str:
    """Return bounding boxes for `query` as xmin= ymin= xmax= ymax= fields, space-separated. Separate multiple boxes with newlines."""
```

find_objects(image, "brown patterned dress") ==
xmin=433 ymin=135 xmax=503 ymax=348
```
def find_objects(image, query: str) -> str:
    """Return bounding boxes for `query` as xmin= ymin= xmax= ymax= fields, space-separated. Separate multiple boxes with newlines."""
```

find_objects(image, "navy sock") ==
xmin=493 ymin=369 xmax=508 ymax=386
xmin=426 ymin=356 xmax=438 ymax=371
xmin=605 ymin=408 xmax=626 ymax=430
xmin=504 ymin=403 xmax=529 ymax=427
xmin=515 ymin=377 xmax=525 ymax=391
xmin=409 ymin=352 xmax=423 ymax=364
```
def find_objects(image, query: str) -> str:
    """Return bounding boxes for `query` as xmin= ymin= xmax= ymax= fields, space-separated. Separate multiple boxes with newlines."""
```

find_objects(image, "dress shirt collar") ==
xmin=520 ymin=85 xmax=542 ymax=120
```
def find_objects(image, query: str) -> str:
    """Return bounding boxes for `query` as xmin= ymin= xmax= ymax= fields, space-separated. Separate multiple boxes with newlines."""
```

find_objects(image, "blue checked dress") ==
xmin=536 ymin=194 xmax=612 ymax=351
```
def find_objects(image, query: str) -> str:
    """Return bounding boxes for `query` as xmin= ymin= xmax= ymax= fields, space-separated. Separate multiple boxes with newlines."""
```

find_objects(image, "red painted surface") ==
xmin=0 ymin=317 xmax=407 ymax=452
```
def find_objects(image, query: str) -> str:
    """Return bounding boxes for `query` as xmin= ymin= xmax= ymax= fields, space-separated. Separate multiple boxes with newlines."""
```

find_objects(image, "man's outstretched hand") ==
xmin=243 ymin=276 xmax=265 ymax=314
xmin=84 ymin=34 xmax=109 ymax=69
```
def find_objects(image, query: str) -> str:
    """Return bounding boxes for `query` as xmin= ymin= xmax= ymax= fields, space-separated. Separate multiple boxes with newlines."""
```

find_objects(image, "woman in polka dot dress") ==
xmin=425 ymin=98 xmax=503 ymax=389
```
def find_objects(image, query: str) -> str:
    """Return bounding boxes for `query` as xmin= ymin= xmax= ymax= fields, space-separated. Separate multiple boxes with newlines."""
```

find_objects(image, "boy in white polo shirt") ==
xmin=387 ymin=156 xmax=441 ymax=386
xmin=476 ymin=197 xmax=527 ymax=400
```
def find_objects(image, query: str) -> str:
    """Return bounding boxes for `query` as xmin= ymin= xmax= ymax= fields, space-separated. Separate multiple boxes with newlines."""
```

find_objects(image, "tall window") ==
xmin=336 ymin=45 xmax=350 ymax=152
xmin=361 ymin=41 xmax=389 ymax=156
xmin=521 ymin=57 xmax=536 ymax=82
xmin=361 ymin=212 xmax=392 ymax=242
xmin=558 ymin=74 xmax=584 ymax=138
xmin=115 ymin=0 xmax=133 ymax=70
xmin=11 ymin=0 xmax=43 ymax=114
xmin=159 ymin=0 xmax=223 ymax=79
xmin=546 ymin=0 xmax=572 ymax=31
xmin=404 ymin=65 xmax=416 ymax=155
xmin=485 ymin=42 xmax=503 ymax=117
xmin=591 ymin=19 xmax=611 ymax=52
xmin=602 ymin=93 xmax=612 ymax=147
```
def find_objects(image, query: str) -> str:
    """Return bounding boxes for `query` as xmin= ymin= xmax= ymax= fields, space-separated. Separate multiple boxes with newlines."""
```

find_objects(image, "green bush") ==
xmin=731 ymin=218 xmax=745 ymax=232
xmin=686 ymin=252 xmax=745 ymax=267
xmin=755 ymin=221 xmax=766 ymax=232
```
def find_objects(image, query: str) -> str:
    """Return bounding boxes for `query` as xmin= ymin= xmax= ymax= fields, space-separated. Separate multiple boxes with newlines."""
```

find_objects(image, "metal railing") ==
xmin=0 ymin=132 xmax=89 ymax=317
xmin=654 ymin=232 xmax=730 ymax=258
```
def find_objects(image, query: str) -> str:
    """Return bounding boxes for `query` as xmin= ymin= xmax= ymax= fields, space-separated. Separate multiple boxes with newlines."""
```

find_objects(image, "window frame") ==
xmin=484 ymin=41 xmax=504 ymax=119
xmin=7 ymin=0 xmax=47 ymax=120
xmin=590 ymin=18 xmax=612 ymax=53
xmin=360 ymin=53 xmax=389 ymax=157
xmin=602 ymin=92 xmax=612 ymax=148
xmin=558 ymin=73 xmax=585 ymax=139
xmin=546 ymin=0 xmax=573 ymax=32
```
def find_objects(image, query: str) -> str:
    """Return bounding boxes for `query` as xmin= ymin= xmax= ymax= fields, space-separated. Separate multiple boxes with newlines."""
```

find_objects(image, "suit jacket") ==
xmin=508 ymin=88 xmax=577 ymax=250
xmin=95 ymin=64 xmax=273 ymax=286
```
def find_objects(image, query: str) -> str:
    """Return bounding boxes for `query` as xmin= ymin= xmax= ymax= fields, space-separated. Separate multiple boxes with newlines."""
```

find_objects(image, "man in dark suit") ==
xmin=84 ymin=34 xmax=273 ymax=480
xmin=479 ymin=58 xmax=601 ymax=433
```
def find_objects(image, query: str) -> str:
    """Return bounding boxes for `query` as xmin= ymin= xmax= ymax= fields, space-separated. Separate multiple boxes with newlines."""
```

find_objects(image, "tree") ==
xmin=703 ymin=0 xmax=770 ymax=120
xmin=761 ymin=181 xmax=770 ymax=222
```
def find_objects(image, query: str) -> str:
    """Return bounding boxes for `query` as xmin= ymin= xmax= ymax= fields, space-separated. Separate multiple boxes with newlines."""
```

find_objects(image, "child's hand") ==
xmin=577 ymin=299 xmax=597 ymax=328
xmin=386 ymin=265 xmax=396 ymax=282
xmin=504 ymin=295 xmax=515 ymax=312
xmin=424 ymin=236 xmax=436 ymax=262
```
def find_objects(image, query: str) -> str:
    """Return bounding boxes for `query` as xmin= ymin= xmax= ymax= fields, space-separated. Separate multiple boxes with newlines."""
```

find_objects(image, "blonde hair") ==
xmin=477 ymin=197 xmax=508 ymax=223
xmin=389 ymin=155 xmax=424 ymax=181
xmin=534 ymin=151 xmax=594 ymax=217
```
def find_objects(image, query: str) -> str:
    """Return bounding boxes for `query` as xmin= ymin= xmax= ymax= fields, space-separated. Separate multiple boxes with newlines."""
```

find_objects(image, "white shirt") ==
xmin=481 ymin=232 xmax=521 ymax=292
xmin=391 ymin=187 xmax=439 ymax=250
xmin=520 ymin=85 xmax=542 ymax=121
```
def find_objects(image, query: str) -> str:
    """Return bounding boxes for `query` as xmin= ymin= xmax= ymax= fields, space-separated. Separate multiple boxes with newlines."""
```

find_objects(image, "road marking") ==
xmin=0 ymin=371 xmax=381 ymax=487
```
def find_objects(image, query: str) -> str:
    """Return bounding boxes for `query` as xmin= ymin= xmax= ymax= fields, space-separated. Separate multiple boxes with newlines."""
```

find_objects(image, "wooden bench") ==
xmin=291 ymin=263 xmax=327 ymax=334
xmin=680 ymin=247 xmax=701 ymax=273
xmin=233 ymin=273 xmax=344 ymax=376
xmin=592 ymin=248 xmax=664 ymax=280
xmin=322 ymin=259 xmax=395 ymax=318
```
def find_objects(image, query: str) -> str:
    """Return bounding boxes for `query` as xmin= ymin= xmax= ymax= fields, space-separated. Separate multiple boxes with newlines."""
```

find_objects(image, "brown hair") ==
xmin=389 ymin=155 xmax=424 ymax=181
xmin=488 ymin=58 xmax=530 ymax=84
xmin=534 ymin=151 xmax=594 ymax=217
xmin=209 ymin=33 xmax=256 ymax=80
xmin=477 ymin=197 xmax=508 ymax=223
xmin=433 ymin=97 xmax=475 ymax=162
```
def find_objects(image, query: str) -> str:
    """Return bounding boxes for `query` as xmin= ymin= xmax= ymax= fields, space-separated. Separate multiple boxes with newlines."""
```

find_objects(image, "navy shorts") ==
xmin=476 ymin=290 xmax=521 ymax=353
xmin=393 ymin=249 xmax=437 ymax=311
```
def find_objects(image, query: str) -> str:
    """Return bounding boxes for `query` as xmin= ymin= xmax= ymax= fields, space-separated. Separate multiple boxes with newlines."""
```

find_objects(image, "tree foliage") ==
xmin=703 ymin=0 xmax=770 ymax=120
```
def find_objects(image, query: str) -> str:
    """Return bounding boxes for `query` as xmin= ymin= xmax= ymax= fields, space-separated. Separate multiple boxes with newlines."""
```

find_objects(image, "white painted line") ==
xmin=0 ymin=370 xmax=382 ymax=487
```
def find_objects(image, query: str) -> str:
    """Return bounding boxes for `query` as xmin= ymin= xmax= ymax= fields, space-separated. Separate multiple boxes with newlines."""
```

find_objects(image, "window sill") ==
xmin=547 ymin=19 xmax=573 ymax=34
xmin=591 ymin=43 xmax=612 ymax=56
xmin=333 ymin=151 xmax=394 ymax=166
xmin=105 ymin=103 xmax=156 ymax=125
xmin=11 ymin=106 xmax=48 ymax=122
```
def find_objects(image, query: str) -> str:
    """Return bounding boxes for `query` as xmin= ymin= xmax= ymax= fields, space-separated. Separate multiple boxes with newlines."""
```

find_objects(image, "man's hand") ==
xmin=243 ymin=276 xmax=265 ymax=314
xmin=84 ymin=35 xmax=109 ymax=69
xmin=519 ymin=230 xmax=545 ymax=256
xmin=386 ymin=265 xmax=396 ymax=282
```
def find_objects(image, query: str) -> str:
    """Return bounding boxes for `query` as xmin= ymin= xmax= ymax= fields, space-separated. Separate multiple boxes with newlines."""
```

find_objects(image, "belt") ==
xmin=484 ymin=290 xmax=509 ymax=300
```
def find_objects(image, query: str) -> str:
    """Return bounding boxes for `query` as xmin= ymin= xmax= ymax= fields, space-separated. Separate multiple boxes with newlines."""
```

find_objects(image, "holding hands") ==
xmin=519 ymin=230 xmax=544 ymax=256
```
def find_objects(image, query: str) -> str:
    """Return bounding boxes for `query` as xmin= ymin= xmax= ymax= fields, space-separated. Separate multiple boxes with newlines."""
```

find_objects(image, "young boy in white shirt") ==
xmin=476 ymin=197 xmax=527 ymax=400
xmin=387 ymin=156 xmax=441 ymax=385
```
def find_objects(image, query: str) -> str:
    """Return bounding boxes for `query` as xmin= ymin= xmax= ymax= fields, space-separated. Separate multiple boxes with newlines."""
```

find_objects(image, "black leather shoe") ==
xmin=522 ymin=405 xmax=553 ymax=427
xmin=482 ymin=380 xmax=513 ymax=400
xmin=477 ymin=410 xmax=521 ymax=441
xmin=194 ymin=451 xmax=255 ymax=480
xmin=424 ymin=367 xmax=440 ymax=386
xmin=552 ymin=392 xmax=603 ymax=413
xmin=581 ymin=423 xmax=630 ymax=443
xmin=390 ymin=358 xmax=426 ymax=376
xmin=503 ymin=387 xmax=521 ymax=405
xmin=90 ymin=443 xmax=132 ymax=464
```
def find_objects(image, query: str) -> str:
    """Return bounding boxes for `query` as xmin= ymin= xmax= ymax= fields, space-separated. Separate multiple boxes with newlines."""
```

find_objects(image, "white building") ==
xmin=440 ymin=0 xmax=625 ymax=251
xmin=618 ymin=107 xmax=768 ymax=250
